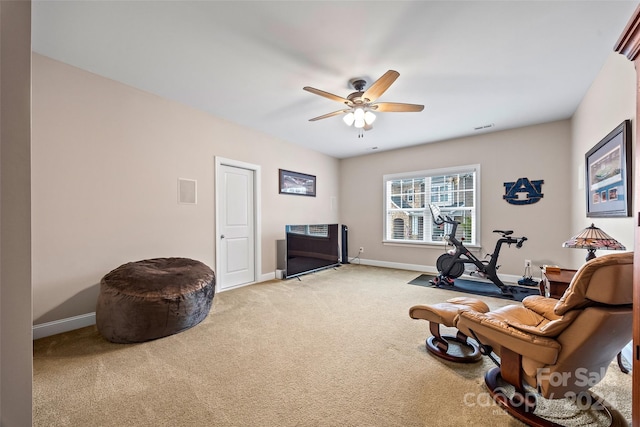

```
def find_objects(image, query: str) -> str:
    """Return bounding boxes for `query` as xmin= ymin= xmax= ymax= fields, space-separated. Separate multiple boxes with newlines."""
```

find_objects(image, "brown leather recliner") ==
xmin=456 ymin=251 xmax=633 ymax=427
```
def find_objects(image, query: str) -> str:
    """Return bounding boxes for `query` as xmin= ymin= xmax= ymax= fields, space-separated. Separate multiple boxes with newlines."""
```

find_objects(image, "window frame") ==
xmin=382 ymin=164 xmax=481 ymax=247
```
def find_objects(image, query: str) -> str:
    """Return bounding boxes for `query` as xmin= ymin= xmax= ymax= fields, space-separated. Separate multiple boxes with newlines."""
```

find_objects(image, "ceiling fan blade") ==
xmin=308 ymin=109 xmax=351 ymax=121
xmin=372 ymin=102 xmax=424 ymax=113
xmin=303 ymin=86 xmax=350 ymax=104
xmin=362 ymin=70 xmax=400 ymax=103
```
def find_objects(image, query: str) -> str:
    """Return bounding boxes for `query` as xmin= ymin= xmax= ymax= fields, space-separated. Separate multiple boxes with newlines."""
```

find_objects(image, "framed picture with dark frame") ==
xmin=279 ymin=169 xmax=316 ymax=197
xmin=585 ymin=119 xmax=632 ymax=217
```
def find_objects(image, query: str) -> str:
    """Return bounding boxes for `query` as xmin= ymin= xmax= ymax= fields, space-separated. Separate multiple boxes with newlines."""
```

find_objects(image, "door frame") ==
xmin=214 ymin=156 xmax=262 ymax=292
xmin=614 ymin=7 xmax=640 ymax=422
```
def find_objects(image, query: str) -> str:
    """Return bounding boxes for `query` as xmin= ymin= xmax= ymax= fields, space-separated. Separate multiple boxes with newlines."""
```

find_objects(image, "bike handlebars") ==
xmin=502 ymin=236 xmax=528 ymax=247
xmin=434 ymin=209 xmax=527 ymax=248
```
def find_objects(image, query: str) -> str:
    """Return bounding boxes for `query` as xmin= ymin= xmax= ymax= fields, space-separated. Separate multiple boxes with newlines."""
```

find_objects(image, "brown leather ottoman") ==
xmin=96 ymin=257 xmax=215 ymax=343
xmin=409 ymin=296 xmax=489 ymax=362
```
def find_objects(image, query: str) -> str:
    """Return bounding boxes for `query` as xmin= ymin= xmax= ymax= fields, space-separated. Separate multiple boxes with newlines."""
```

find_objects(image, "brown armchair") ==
xmin=456 ymin=251 xmax=633 ymax=426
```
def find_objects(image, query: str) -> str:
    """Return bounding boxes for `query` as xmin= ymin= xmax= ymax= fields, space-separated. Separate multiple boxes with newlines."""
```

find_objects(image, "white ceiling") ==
xmin=32 ymin=1 xmax=639 ymax=159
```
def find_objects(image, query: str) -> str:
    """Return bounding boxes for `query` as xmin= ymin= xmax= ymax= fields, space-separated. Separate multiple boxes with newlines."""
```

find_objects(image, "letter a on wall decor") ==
xmin=503 ymin=178 xmax=544 ymax=205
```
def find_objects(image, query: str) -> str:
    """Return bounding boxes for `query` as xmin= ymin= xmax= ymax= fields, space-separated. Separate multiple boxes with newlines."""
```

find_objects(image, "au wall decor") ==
xmin=503 ymin=178 xmax=544 ymax=205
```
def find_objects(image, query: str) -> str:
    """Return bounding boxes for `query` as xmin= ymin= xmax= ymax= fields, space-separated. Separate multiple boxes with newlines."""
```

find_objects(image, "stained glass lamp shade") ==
xmin=562 ymin=224 xmax=626 ymax=262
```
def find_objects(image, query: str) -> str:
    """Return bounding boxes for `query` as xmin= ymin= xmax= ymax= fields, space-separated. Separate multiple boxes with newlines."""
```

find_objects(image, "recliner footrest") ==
xmin=410 ymin=297 xmax=490 ymax=363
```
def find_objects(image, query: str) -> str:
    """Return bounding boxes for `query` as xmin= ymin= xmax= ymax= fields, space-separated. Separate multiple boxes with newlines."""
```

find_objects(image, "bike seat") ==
xmin=493 ymin=229 xmax=513 ymax=236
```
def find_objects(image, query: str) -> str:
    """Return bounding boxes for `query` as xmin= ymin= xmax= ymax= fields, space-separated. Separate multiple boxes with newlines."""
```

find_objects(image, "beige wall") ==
xmin=1 ymin=0 xmax=33 ymax=424
xmin=569 ymin=52 xmax=636 ymax=268
xmin=32 ymin=47 xmax=638 ymax=327
xmin=32 ymin=54 xmax=340 ymax=324
xmin=339 ymin=51 xmax=637 ymax=278
xmin=340 ymin=121 xmax=573 ymax=278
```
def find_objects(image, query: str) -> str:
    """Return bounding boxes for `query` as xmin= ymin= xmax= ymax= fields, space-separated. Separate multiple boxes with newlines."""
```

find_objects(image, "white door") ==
xmin=217 ymin=163 xmax=256 ymax=290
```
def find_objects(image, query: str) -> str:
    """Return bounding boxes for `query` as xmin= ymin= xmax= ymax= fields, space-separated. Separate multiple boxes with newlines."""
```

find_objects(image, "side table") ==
xmin=540 ymin=268 xmax=577 ymax=299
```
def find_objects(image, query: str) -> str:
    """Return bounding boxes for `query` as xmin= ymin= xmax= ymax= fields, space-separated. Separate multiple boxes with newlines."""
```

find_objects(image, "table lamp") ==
xmin=562 ymin=224 xmax=626 ymax=262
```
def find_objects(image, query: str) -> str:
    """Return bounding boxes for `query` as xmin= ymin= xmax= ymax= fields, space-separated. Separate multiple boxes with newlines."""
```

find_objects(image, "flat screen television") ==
xmin=285 ymin=223 xmax=340 ymax=278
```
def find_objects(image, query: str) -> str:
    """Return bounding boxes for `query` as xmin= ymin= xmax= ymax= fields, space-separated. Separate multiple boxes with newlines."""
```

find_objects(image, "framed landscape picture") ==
xmin=279 ymin=169 xmax=316 ymax=197
xmin=585 ymin=120 xmax=632 ymax=217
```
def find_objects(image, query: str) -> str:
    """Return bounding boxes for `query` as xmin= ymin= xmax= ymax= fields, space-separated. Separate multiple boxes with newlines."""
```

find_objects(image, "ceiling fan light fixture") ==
xmin=348 ymin=107 xmax=374 ymax=129
xmin=351 ymin=107 xmax=368 ymax=128
xmin=364 ymin=110 xmax=376 ymax=125
xmin=343 ymin=112 xmax=355 ymax=126
xmin=304 ymin=70 xmax=424 ymax=134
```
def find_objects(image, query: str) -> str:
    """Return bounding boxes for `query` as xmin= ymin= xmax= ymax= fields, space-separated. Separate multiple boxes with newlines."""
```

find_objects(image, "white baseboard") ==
xmin=32 ymin=264 xmax=528 ymax=340
xmin=356 ymin=258 xmax=438 ymax=274
xmin=32 ymin=273 xmax=276 ymax=337
xmin=216 ymin=272 xmax=276 ymax=293
xmin=356 ymin=258 xmax=524 ymax=285
xmin=261 ymin=271 xmax=276 ymax=282
xmin=33 ymin=312 xmax=96 ymax=340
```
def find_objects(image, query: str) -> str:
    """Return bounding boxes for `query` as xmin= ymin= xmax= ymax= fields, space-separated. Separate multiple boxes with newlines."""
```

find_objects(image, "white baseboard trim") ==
xmin=357 ymin=258 xmax=438 ymax=274
xmin=261 ymin=271 xmax=276 ymax=282
xmin=32 ymin=264 xmax=528 ymax=340
xmin=357 ymin=258 xmax=524 ymax=285
xmin=33 ymin=312 xmax=96 ymax=340
xmin=218 ymin=272 xmax=275 ymax=293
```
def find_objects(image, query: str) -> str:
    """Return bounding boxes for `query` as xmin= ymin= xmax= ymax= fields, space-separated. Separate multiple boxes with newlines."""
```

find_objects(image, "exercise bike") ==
xmin=429 ymin=204 xmax=527 ymax=296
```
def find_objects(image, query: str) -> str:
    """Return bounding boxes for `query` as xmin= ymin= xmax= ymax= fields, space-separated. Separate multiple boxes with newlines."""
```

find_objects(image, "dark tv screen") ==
xmin=285 ymin=224 xmax=339 ymax=278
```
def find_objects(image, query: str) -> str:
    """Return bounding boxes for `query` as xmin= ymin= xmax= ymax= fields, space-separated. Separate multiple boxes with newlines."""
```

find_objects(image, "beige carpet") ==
xmin=33 ymin=264 xmax=631 ymax=426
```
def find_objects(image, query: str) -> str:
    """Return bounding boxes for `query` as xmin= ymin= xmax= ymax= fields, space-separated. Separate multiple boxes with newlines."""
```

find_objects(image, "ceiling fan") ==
xmin=303 ymin=70 xmax=424 ymax=134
